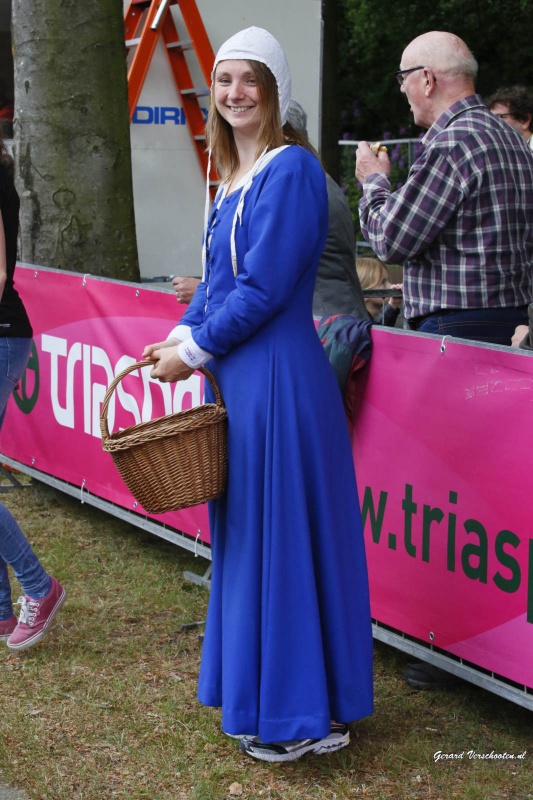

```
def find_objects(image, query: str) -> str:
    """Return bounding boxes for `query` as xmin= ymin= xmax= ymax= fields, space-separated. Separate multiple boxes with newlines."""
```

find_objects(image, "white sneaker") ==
xmin=239 ymin=722 xmax=350 ymax=762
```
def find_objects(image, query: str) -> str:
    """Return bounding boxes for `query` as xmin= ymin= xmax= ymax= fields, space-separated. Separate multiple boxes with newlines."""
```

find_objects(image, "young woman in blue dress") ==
xmin=142 ymin=26 xmax=374 ymax=763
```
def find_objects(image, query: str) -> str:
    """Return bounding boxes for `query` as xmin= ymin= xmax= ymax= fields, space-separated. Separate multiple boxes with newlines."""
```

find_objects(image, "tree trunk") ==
xmin=12 ymin=0 xmax=140 ymax=281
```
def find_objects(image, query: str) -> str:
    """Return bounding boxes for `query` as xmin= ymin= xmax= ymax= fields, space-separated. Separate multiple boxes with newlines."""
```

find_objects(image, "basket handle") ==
xmin=100 ymin=362 xmax=223 ymax=441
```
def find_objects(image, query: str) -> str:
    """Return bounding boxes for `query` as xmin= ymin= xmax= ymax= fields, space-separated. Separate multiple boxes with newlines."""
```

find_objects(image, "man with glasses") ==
xmin=356 ymin=31 xmax=533 ymax=346
xmin=486 ymin=85 xmax=533 ymax=151
xmin=356 ymin=31 xmax=533 ymax=692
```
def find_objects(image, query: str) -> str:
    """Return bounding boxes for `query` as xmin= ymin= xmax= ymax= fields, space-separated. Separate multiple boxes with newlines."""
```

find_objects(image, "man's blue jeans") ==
xmin=0 ymin=337 xmax=50 ymax=620
xmin=413 ymin=306 xmax=529 ymax=345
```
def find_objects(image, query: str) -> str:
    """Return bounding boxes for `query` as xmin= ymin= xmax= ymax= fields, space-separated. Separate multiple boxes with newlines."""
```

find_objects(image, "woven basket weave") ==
xmin=100 ymin=362 xmax=228 ymax=514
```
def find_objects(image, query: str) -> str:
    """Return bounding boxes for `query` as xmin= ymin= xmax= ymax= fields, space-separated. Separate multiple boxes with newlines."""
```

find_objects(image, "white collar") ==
xmin=218 ymin=145 xmax=289 ymax=202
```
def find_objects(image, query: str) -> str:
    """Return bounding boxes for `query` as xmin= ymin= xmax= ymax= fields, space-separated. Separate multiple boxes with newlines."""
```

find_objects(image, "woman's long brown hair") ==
xmin=206 ymin=60 xmax=319 ymax=183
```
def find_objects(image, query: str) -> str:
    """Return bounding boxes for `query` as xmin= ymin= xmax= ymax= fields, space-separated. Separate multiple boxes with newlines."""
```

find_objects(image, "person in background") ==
xmin=142 ymin=26 xmax=373 ymax=762
xmin=287 ymin=100 xmax=370 ymax=320
xmin=487 ymin=89 xmax=533 ymax=350
xmin=0 ymin=138 xmax=66 ymax=652
xmin=172 ymin=275 xmax=200 ymax=305
xmin=356 ymin=256 xmax=403 ymax=326
xmin=356 ymin=31 xmax=533 ymax=346
xmin=486 ymin=85 xmax=533 ymax=152
xmin=173 ymin=100 xmax=371 ymax=322
xmin=0 ymin=79 xmax=14 ymax=140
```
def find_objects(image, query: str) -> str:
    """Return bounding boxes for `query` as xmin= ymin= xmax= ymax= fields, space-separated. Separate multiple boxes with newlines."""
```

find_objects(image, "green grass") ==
xmin=0 ymin=477 xmax=531 ymax=800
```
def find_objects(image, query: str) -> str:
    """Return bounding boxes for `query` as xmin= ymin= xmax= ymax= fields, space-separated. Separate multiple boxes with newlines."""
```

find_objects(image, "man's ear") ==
xmin=423 ymin=68 xmax=436 ymax=96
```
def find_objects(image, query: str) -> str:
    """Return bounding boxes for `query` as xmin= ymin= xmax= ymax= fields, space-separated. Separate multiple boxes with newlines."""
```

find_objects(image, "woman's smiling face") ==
xmin=214 ymin=60 xmax=262 ymax=138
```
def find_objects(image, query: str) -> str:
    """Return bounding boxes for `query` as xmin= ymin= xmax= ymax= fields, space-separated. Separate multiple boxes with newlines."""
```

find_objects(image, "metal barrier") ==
xmin=2 ymin=265 xmax=531 ymax=710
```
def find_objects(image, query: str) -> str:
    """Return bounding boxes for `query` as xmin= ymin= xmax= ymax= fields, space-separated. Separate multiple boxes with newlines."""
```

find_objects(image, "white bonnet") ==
xmin=212 ymin=26 xmax=292 ymax=125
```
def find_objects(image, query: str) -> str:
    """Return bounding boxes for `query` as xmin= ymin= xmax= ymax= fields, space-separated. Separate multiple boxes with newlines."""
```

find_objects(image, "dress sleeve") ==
xmin=190 ymin=151 xmax=328 ymax=357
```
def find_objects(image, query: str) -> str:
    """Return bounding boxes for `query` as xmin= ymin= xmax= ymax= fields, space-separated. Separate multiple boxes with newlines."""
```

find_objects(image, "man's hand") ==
xmin=172 ymin=276 xmax=200 ymax=304
xmin=355 ymin=140 xmax=390 ymax=184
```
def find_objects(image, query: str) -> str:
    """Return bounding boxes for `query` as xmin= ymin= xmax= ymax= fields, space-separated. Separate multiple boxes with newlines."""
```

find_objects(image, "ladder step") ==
xmin=126 ymin=37 xmax=142 ymax=47
xmin=167 ymin=39 xmax=193 ymax=51
xmin=181 ymin=87 xmax=210 ymax=97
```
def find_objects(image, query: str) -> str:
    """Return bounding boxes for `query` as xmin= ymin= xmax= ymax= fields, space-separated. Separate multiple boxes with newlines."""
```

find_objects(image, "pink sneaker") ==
xmin=7 ymin=576 xmax=66 ymax=651
xmin=0 ymin=615 xmax=17 ymax=641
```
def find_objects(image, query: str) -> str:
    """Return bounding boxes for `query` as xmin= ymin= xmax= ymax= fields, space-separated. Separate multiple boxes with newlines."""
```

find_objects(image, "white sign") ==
xmin=127 ymin=0 xmax=323 ymax=279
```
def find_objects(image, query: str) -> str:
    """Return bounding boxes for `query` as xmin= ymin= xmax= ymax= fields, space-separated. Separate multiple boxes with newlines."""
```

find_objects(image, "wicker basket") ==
xmin=100 ymin=362 xmax=227 ymax=514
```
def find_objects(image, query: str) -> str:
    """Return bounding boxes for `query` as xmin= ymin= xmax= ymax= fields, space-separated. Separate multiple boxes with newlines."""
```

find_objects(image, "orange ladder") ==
xmin=124 ymin=0 xmax=218 ymax=191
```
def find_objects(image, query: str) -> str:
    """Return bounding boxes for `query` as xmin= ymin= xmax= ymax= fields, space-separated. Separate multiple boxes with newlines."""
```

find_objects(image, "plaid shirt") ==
xmin=359 ymin=95 xmax=533 ymax=319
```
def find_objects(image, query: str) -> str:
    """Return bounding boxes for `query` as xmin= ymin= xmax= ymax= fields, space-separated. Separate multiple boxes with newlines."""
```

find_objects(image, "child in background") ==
xmin=0 ymin=133 xmax=66 ymax=651
xmin=356 ymin=257 xmax=403 ymax=326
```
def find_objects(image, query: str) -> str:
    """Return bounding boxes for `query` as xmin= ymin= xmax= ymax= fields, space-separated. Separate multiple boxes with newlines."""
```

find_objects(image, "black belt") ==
xmin=408 ymin=305 xmax=529 ymax=331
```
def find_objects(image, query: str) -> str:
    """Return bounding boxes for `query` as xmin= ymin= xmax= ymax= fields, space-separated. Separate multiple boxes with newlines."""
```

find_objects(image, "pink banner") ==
xmin=351 ymin=327 xmax=533 ymax=688
xmin=0 ymin=266 xmax=210 ymax=543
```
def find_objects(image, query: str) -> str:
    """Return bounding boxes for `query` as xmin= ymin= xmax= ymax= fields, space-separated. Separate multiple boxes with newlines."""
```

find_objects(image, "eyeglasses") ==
xmin=394 ymin=66 xmax=424 ymax=85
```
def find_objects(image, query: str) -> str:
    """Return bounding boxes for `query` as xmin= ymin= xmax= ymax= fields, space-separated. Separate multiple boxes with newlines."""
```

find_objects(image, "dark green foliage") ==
xmin=338 ymin=0 xmax=533 ymax=141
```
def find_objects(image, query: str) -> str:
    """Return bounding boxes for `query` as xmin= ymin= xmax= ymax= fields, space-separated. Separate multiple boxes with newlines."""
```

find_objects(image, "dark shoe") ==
xmin=7 ymin=576 xmax=66 ymax=651
xmin=239 ymin=722 xmax=349 ymax=763
xmin=404 ymin=661 xmax=461 ymax=690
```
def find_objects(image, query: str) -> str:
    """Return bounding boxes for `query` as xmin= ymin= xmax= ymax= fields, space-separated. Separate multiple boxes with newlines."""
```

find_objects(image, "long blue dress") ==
xmin=179 ymin=145 xmax=373 ymax=742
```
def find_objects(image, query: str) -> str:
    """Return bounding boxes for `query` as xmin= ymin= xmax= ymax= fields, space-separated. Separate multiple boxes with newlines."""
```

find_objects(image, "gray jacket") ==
xmin=313 ymin=174 xmax=371 ymax=321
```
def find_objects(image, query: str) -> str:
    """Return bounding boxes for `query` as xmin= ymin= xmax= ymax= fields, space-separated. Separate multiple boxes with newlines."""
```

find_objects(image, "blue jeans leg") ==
xmin=0 ymin=337 xmax=50 ymax=619
xmin=0 ymin=503 xmax=51 ymax=619
xmin=0 ymin=337 xmax=32 ymax=428
xmin=418 ymin=307 xmax=529 ymax=345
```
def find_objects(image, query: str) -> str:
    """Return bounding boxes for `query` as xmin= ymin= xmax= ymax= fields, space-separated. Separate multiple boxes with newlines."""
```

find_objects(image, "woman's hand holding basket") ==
xmin=142 ymin=337 xmax=194 ymax=383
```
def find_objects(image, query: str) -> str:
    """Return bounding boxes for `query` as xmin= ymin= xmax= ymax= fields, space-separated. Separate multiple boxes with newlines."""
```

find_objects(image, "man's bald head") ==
xmin=402 ymin=31 xmax=478 ymax=83
xmin=399 ymin=31 xmax=478 ymax=128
